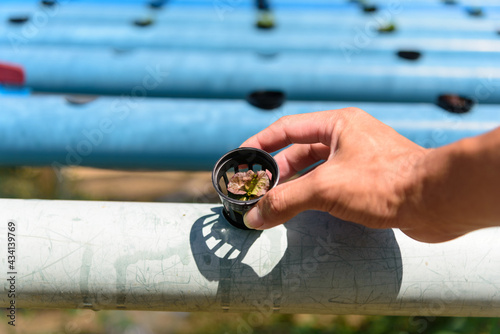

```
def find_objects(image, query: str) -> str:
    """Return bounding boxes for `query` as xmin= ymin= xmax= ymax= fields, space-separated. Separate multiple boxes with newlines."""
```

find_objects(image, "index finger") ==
xmin=241 ymin=110 xmax=343 ymax=153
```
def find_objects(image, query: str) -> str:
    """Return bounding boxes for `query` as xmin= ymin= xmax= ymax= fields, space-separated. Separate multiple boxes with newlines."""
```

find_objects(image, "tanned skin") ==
xmin=241 ymin=108 xmax=500 ymax=243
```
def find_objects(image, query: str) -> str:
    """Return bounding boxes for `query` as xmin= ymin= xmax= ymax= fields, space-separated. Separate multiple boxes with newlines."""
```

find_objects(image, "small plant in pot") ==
xmin=212 ymin=147 xmax=279 ymax=230
xmin=227 ymin=169 xmax=271 ymax=201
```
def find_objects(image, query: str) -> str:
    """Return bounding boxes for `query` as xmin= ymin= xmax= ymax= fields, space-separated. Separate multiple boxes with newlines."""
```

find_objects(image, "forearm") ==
xmin=406 ymin=127 xmax=500 ymax=241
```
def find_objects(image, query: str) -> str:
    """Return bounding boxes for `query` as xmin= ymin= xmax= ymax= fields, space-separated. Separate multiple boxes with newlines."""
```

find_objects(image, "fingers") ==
xmin=243 ymin=172 xmax=323 ymax=230
xmin=274 ymin=143 xmax=331 ymax=181
xmin=241 ymin=111 xmax=341 ymax=153
xmin=239 ymin=109 xmax=360 ymax=230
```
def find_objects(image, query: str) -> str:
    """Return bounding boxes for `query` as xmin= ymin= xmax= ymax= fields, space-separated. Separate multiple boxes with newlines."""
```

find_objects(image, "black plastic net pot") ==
xmin=212 ymin=147 xmax=279 ymax=230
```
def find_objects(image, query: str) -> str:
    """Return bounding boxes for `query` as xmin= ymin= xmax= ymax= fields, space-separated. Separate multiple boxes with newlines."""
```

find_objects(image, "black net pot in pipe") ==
xmin=212 ymin=147 xmax=279 ymax=230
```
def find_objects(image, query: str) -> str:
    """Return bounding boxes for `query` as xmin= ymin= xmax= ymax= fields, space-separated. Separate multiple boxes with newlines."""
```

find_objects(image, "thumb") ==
xmin=243 ymin=174 xmax=320 ymax=230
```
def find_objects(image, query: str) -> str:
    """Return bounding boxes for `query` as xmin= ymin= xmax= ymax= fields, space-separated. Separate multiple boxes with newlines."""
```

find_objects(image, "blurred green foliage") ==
xmin=0 ymin=167 xmax=80 ymax=200
xmin=0 ymin=167 xmax=55 ymax=199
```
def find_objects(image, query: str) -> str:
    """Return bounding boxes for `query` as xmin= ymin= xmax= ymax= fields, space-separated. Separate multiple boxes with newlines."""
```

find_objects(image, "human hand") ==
xmin=240 ymin=108 xmax=478 ymax=243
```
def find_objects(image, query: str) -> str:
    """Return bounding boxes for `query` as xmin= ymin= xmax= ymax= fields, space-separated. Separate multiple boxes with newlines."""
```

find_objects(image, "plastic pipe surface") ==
xmin=0 ymin=96 xmax=499 ymax=169
xmin=1 ymin=9 xmax=498 ymax=32
xmin=2 ymin=20 xmax=500 ymax=52
xmin=2 ymin=0 xmax=500 ymax=11
xmin=2 ymin=48 xmax=500 ymax=103
xmin=0 ymin=198 xmax=499 ymax=316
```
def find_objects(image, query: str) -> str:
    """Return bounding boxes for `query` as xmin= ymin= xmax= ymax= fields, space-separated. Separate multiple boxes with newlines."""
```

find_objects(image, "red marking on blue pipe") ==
xmin=0 ymin=63 xmax=25 ymax=86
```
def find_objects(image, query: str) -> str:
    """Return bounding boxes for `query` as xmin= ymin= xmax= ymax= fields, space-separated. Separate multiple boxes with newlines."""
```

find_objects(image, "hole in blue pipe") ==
xmin=466 ymin=7 xmax=483 ymax=17
xmin=148 ymin=0 xmax=166 ymax=9
xmin=134 ymin=18 xmax=154 ymax=27
xmin=378 ymin=23 xmax=396 ymax=33
xmin=436 ymin=94 xmax=474 ymax=114
xmin=8 ymin=16 xmax=29 ymax=24
xmin=65 ymin=95 xmax=98 ymax=105
xmin=112 ymin=47 xmax=135 ymax=55
xmin=256 ymin=0 xmax=270 ymax=11
xmin=40 ymin=0 xmax=56 ymax=6
xmin=362 ymin=4 xmax=377 ymax=13
xmin=397 ymin=50 xmax=422 ymax=61
xmin=256 ymin=10 xmax=275 ymax=29
xmin=256 ymin=51 xmax=279 ymax=59
xmin=246 ymin=90 xmax=286 ymax=110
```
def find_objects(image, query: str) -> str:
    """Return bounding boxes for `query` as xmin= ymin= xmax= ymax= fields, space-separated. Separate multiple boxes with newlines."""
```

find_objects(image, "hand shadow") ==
xmin=190 ymin=207 xmax=403 ymax=313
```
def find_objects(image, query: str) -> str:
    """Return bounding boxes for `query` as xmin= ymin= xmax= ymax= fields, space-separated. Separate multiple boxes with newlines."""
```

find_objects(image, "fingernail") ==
xmin=244 ymin=207 xmax=265 ymax=230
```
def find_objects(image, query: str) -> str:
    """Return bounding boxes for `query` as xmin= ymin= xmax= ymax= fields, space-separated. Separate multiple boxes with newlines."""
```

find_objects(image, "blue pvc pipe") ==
xmin=0 ymin=96 xmax=498 ymax=169
xmin=1 ymin=20 xmax=498 ymax=50
xmin=2 ymin=34 xmax=499 ymax=57
xmin=2 ymin=15 xmax=499 ymax=55
xmin=1 ymin=3 xmax=499 ymax=26
xmin=2 ymin=0 xmax=500 ymax=11
xmin=2 ymin=47 xmax=500 ymax=103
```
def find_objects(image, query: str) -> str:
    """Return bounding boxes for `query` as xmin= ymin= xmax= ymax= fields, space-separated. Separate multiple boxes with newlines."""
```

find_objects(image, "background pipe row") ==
xmin=0 ymin=95 xmax=498 ymax=169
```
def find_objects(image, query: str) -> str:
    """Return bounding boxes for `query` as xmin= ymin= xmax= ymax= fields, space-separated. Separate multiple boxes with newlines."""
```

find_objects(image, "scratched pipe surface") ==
xmin=0 ymin=199 xmax=499 ymax=316
xmin=1 ymin=96 xmax=499 ymax=169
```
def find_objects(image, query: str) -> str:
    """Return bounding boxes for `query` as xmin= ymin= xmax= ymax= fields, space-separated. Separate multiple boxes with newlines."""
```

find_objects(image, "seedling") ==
xmin=227 ymin=170 xmax=270 ymax=201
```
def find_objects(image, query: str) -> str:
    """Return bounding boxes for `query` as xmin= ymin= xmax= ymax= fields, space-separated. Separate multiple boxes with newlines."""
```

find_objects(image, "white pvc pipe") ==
xmin=0 ymin=198 xmax=499 ymax=316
